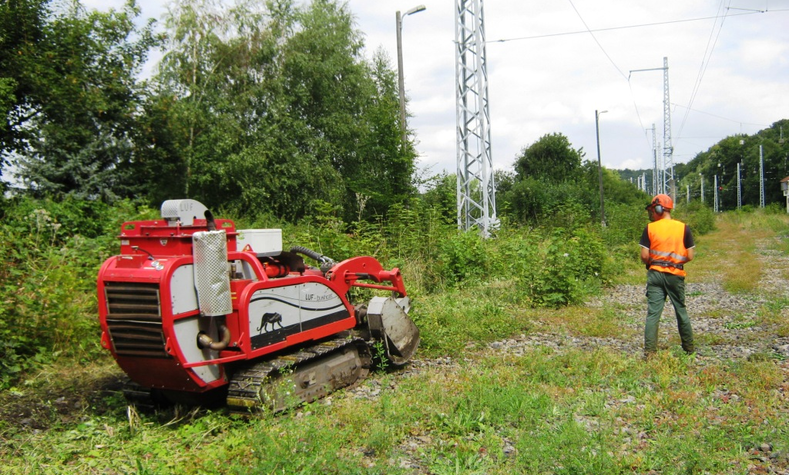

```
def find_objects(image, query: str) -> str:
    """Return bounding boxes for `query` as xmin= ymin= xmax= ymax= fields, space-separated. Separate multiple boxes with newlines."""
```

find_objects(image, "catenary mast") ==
xmin=455 ymin=0 xmax=497 ymax=236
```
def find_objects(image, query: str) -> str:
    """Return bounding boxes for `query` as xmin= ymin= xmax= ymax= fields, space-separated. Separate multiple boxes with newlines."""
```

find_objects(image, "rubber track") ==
xmin=121 ymin=378 xmax=160 ymax=410
xmin=226 ymin=331 xmax=370 ymax=412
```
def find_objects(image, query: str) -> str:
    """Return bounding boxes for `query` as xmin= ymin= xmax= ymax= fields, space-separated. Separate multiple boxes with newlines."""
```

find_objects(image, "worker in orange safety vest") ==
xmin=639 ymin=194 xmax=695 ymax=358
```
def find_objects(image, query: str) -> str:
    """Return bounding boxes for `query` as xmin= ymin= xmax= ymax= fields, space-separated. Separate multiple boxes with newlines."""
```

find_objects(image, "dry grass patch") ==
xmin=534 ymin=306 xmax=637 ymax=340
xmin=693 ymin=215 xmax=771 ymax=293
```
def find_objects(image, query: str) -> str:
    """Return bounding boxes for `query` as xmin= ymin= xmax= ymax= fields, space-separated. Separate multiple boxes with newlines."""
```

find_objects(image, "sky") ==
xmin=87 ymin=0 xmax=789 ymax=177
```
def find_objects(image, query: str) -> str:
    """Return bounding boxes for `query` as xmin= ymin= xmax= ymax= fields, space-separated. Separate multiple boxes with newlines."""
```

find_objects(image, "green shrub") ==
xmin=764 ymin=202 xmax=786 ymax=215
xmin=677 ymin=201 xmax=716 ymax=235
xmin=602 ymin=202 xmax=647 ymax=247
xmin=437 ymin=230 xmax=489 ymax=286
xmin=0 ymin=197 xmax=149 ymax=388
xmin=519 ymin=227 xmax=607 ymax=308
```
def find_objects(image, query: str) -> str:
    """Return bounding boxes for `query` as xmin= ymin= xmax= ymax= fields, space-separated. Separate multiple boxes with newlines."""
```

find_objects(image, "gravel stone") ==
xmin=342 ymin=234 xmax=789 ymax=473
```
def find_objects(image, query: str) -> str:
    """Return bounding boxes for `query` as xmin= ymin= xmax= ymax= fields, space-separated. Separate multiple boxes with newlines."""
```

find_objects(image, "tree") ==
xmin=513 ymin=132 xmax=584 ymax=184
xmin=146 ymin=0 xmax=415 ymax=221
xmin=2 ymin=0 xmax=158 ymax=199
xmin=274 ymin=0 xmax=415 ymax=221
xmin=504 ymin=133 xmax=590 ymax=225
xmin=679 ymin=120 xmax=789 ymax=209
xmin=340 ymin=51 xmax=416 ymax=220
xmin=421 ymin=171 xmax=457 ymax=224
xmin=0 ymin=0 xmax=48 ymax=156
xmin=147 ymin=0 xmax=266 ymax=203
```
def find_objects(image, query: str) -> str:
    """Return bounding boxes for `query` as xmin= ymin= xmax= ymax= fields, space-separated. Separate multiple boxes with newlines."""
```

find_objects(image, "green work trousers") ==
xmin=645 ymin=269 xmax=694 ymax=355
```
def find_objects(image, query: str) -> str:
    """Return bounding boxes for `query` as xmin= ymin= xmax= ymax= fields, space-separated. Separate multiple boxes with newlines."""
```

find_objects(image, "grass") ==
xmin=3 ymin=211 xmax=789 ymax=474
xmin=692 ymin=212 xmax=779 ymax=292
xmin=4 ymin=346 xmax=789 ymax=474
xmin=757 ymin=297 xmax=789 ymax=337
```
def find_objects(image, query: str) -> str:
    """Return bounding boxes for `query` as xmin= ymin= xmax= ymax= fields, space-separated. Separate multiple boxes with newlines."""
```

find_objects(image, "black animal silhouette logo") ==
xmin=257 ymin=312 xmax=284 ymax=333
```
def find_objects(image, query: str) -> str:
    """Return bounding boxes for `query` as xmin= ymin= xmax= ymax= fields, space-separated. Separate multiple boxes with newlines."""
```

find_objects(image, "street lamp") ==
xmin=396 ymin=5 xmax=426 ymax=146
xmin=595 ymin=110 xmax=608 ymax=227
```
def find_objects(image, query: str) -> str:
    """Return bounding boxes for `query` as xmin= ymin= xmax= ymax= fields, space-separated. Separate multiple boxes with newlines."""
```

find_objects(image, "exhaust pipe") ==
xmin=197 ymin=325 xmax=231 ymax=351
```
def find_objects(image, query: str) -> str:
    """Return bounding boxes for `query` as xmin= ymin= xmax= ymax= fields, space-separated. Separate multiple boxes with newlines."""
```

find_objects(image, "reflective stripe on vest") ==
xmin=647 ymin=219 xmax=689 ymax=277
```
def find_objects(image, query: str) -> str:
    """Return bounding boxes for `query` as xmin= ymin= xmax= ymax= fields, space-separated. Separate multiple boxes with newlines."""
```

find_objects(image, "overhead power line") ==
xmin=566 ymin=0 xmax=628 ymax=80
xmin=671 ymin=103 xmax=771 ymax=128
xmin=677 ymin=0 xmax=730 ymax=141
xmin=487 ymin=10 xmax=772 ymax=44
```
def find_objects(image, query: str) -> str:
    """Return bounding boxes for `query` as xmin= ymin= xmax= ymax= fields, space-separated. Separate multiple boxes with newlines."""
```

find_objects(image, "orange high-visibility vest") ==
xmin=646 ymin=219 xmax=690 ymax=277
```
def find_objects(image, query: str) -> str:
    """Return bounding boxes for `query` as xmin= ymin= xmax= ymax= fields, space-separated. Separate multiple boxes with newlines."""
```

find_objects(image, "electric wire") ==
xmin=566 ymin=0 xmax=652 ymax=153
xmin=487 ymin=10 xmax=766 ymax=44
xmin=566 ymin=0 xmax=629 ymax=81
xmin=672 ymin=103 xmax=771 ymax=128
xmin=484 ymin=4 xmax=787 ymax=168
xmin=677 ymin=0 xmax=731 ymax=142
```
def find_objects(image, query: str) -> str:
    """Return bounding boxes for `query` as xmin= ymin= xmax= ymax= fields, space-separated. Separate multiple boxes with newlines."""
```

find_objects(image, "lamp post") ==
xmin=595 ymin=109 xmax=608 ymax=226
xmin=396 ymin=5 xmax=426 ymax=146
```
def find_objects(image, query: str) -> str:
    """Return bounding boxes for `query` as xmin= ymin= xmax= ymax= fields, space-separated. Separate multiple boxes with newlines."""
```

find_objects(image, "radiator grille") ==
xmin=104 ymin=282 xmax=169 ymax=358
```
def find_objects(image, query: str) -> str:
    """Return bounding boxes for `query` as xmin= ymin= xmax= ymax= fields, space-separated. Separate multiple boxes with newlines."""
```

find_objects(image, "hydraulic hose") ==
xmin=290 ymin=246 xmax=335 ymax=273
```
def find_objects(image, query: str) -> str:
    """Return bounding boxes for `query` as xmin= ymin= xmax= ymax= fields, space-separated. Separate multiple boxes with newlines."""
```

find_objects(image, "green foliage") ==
xmin=419 ymin=172 xmax=457 ymax=225
xmin=602 ymin=202 xmax=649 ymax=247
xmin=501 ymin=133 xmax=648 ymax=231
xmin=378 ymin=201 xmax=454 ymax=294
xmin=143 ymin=0 xmax=415 ymax=221
xmin=4 ymin=0 xmax=415 ymax=220
xmin=674 ymin=120 xmax=789 ymax=209
xmin=437 ymin=230 xmax=488 ymax=286
xmin=513 ymin=132 xmax=585 ymax=184
xmin=411 ymin=287 xmax=519 ymax=354
xmin=504 ymin=177 xmax=594 ymax=226
xmin=521 ymin=227 xmax=607 ymax=308
xmin=5 ymin=0 xmax=160 ymax=199
xmin=675 ymin=201 xmax=716 ymax=235
xmin=0 ymin=197 xmax=149 ymax=388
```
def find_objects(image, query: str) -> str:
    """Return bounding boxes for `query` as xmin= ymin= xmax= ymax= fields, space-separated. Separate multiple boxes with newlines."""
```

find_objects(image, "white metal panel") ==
xmin=172 ymin=317 xmax=222 ymax=384
xmin=170 ymin=264 xmax=198 ymax=315
xmin=300 ymin=282 xmax=345 ymax=322
xmin=248 ymin=286 xmax=302 ymax=336
xmin=237 ymin=229 xmax=282 ymax=257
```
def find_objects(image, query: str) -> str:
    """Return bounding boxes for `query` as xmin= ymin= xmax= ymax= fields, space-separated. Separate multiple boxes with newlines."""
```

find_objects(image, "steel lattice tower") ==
xmin=662 ymin=57 xmax=674 ymax=195
xmin=631 ymin=57 xmax=673 ymax=198
xmin=455 ymin=0 xmax=497 ymax=236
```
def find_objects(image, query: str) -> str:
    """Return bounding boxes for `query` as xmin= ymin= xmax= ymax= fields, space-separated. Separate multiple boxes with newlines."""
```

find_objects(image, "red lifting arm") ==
xmin=327 ymin=256 xmax=407 ymax=297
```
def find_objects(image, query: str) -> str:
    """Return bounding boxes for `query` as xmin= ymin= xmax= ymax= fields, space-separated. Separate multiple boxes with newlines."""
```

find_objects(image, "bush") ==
xmin=437 ymin=230 xmax=489 ymax=287
xmin=516 ymin=227 xmax=607 ymax=308
xmin=0 ymin=197 xmax=150 ymax=388
xmin=677 ymin=201 xmax=716 ymax=235
xmin=602 ymin=202 xmax=647 ymax=247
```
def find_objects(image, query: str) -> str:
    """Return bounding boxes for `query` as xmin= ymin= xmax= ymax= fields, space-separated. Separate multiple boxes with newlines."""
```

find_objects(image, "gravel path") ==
xmin=344 ymin=234 xmax=789 ymax=472
xmin=350 ymin=236 xmax=789 ymax=390
xmin=487 ymin=235 xmax=789 ymax=362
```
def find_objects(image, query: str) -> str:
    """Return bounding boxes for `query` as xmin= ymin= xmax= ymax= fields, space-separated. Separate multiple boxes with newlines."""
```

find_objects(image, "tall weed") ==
xmin=520 ymin=227 xmax=608 ymax=307
xmin=676 ymin=201 xmax=716 ymax=235
xmin=0 ymin=197 xmax=150 ymax=388
xmin=602 ymin=202 xmax=647 ymax=247
xmin=437 ymin=230 xmax=488 ymax=286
